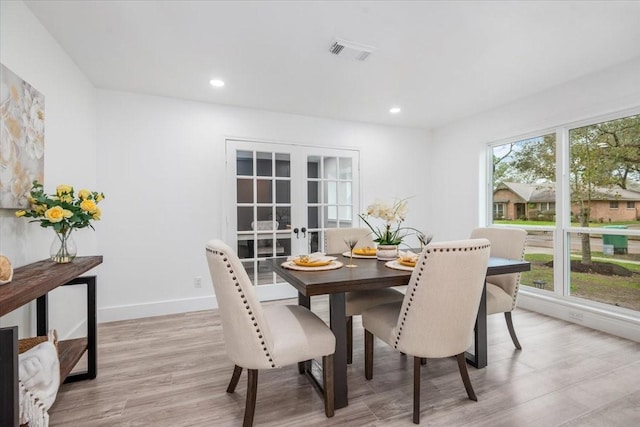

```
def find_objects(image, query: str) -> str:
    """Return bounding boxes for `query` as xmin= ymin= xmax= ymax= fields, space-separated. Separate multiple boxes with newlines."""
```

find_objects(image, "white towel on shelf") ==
xmin=19 ymin=330 xmax=59 ymax=427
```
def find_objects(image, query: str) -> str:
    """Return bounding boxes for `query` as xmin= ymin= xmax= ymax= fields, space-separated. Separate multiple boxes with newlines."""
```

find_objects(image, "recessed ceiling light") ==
xmin=389 ymin=107 xmax=401 ymax=114
xmin=209 ymin=79 xmax=225 ymax=87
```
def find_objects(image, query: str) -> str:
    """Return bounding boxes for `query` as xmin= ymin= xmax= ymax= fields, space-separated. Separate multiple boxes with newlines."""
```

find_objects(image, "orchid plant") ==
xmin=359 ymin=197 xmax=418 ymax=246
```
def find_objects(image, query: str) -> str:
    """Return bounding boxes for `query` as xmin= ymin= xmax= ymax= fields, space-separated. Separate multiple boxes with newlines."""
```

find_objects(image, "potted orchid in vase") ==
xmin=15 ymin=181 xmax=105 ymax=263
xmin=359 ymin=197 xmax=421 ymax=260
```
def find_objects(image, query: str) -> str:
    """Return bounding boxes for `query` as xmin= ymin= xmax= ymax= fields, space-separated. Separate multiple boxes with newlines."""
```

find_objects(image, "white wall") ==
xmin=0 ymin=1 xmax=100 ymax=337
xmin=428 ymin=57 xmax=640 ymax=341
xmin=0 ymin=1 xmax=431 ymax=327
xmin=428 ymin=57 xmax=640 ymax=240
xmin=96 ymin=90 xmax=431 ymax=321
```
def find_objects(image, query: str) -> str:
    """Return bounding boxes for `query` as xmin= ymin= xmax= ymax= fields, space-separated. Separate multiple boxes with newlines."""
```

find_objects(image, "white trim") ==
xmin=518 ymin=291 xmax=640 ymax=342
xmin=98 ymin=296 xmax=219 ymax=323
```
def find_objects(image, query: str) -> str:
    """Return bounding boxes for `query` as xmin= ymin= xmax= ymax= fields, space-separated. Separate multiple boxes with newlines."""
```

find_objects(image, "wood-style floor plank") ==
xmin=48 ymin=297 xmax=640 ymax=426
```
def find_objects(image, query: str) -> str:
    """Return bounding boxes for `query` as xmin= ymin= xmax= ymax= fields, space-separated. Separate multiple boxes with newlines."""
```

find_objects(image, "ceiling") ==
xmin=23 ymin=1 xmax=640 ymax=130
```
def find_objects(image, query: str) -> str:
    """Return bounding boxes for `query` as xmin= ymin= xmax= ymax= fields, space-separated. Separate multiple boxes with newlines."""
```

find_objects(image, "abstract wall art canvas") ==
xmin=0 ymin=64 xmax=45 ymax=209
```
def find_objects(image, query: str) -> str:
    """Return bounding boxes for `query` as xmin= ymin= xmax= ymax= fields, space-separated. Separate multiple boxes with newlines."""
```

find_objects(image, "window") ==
xmin=493 ymin=202 xmax=505 ymax=219
xmin=490 ymin=111 xmax=640 ymax=316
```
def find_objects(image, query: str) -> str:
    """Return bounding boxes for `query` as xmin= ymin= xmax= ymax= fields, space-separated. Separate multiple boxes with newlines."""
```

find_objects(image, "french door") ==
xmin=226 ymin=139 xmax=360 ymax=300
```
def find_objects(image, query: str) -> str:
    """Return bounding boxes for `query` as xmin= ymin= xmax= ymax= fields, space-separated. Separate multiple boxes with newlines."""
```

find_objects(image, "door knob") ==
xmin=301 ymin=227 xmax=307 ymax=238
xmin=293 ymin=227 xmax=299 ymax=238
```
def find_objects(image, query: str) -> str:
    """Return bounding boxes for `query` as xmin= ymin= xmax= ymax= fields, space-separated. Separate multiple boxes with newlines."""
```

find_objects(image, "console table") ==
xmin=0 ymin=256 xmax=103 ymax=427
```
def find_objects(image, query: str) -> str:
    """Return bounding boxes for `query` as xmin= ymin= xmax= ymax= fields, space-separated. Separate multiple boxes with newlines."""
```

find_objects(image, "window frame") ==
xmin=486 ymin=106 xmax=640 ymax=319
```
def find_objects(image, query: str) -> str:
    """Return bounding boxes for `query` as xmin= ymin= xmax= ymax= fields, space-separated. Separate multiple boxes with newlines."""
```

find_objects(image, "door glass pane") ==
xmin=257 ymin=152 xmax=272 ymax=176
xmin=237 ymin=150 xmax=253 ymax=176
xmin=276 ymin=233 xmax=292 ymax=256
xmin=256 ymin=206 xmax=272 ymax=222
xmin=237 ymin=179 xmax=253 ymax=203
xmin=237 ymin=239 xmax=252 ymax=259
xmin=327 ymin=206 xmax=337 ymax=227
xmin=257 ymin=267 xmax=275 ymax=286
xmin=308 ymin=231 xmax=320 ymax=254
xmin=339 ymin=157 xmax=352 ymax=179
xmin=327 ymin=182 xmax=337 ymax=205
xmin=275 ymin=153 xmax=290 ymax=177
xmin=256 ymin=179 xmax=272 ymax=203
xmin=308 ymin=181 xmax=320 ymax=203
xmin=242 ymin=260 xmax=256 ymax=284
xmin=256 ymin=238 xmax=276 ymax=257
xmin=237 ymin=207 xmax=253 ymax=231
xmin=308 ymin=156 xmax=320 ymax=178
xmin=339 ymin=206 xmax=352 ymax=224
xmin=338 ymin=182 xmax=351 ymax=205
xmin=275 ymin=207 xmax=291 ymax=230
xmin=275 ymin=180 xmax=290 ymax=203
xmin=324 ymin=157 xmax=337 ymax=179
xmin=308 ymin=207 xmax=319 ymax=228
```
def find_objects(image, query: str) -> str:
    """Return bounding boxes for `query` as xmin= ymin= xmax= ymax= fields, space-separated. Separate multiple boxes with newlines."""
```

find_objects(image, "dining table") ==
xmin=265 ymin=254 xmax=531 ymax=410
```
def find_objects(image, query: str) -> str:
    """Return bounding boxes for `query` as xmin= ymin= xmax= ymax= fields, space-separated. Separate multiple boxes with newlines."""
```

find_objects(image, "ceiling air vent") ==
xmin=329 ymin=38 xmax=375 ymax=61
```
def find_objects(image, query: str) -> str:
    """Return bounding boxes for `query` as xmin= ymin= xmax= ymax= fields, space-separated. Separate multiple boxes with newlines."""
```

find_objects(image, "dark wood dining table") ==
xmin=265 ymin=254 xmax=530 ymax=410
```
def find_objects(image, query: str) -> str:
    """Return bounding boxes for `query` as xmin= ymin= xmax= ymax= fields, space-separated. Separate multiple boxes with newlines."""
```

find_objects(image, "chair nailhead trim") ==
xmin=212 ymin=249 xmax=276 ymax=368
xmin=393 ymin=243 xmax=490 ymax=349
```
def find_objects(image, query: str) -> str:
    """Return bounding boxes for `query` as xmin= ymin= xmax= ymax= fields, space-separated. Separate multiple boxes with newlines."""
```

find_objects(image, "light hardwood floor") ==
xmin=49 ymin=297 xmax=640 ymax=426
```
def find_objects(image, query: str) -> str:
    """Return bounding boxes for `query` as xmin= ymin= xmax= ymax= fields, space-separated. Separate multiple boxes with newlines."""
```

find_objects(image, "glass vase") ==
xmin=376 ymin=244 xmax=398 ymax=261
xmin=50 ymin=228 xmax=77 ymax=263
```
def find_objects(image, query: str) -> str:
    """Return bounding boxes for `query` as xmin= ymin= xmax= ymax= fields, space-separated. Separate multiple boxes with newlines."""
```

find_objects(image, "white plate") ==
xmin=341 ymin=251 xmax=377 ymax=259
xmin=385 ymin=260 xmax=415 ymax=271
xmin=281 ymin=260 xmax=344 ymax=271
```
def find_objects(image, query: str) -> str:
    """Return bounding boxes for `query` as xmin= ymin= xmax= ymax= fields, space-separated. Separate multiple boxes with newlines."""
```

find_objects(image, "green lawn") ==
xmin=494 ymin=219 xmax=640 ymax=227
xmin=522 ymin=253 xmax=640 ymax=311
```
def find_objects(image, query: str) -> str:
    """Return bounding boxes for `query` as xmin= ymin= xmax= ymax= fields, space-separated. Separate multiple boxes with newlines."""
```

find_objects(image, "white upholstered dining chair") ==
xmin=361 ymin=239 xmax=491 ymax=424
xmin=324 ymin=227 xmax=405 ymax=364
xmin=205 ymin=239 xmax=336 ymax=426
xmin=470 ymin=227 xmax=528 ymax=349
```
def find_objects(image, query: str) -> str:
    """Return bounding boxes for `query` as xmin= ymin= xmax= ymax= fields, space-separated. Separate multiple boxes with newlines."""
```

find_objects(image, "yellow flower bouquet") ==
xmin=16 ymin=181 xmax=105 ymax=262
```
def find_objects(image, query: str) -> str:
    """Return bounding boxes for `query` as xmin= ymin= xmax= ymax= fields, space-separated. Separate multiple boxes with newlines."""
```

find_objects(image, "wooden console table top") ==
xmin=0 ymin=256 xmax=103 ymax=316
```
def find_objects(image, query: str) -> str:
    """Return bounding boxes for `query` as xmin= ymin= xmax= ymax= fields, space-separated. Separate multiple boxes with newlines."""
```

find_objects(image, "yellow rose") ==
xmin=44 ymin=206 xmax=66 ymax=223
xmin=56 ymin=184 xmax=73 ymax=196
xmin=92 ymin=207 xmax=102 ymax=220
xmin=80 ymin=199 xmax=97 ymax=213
xmin=78 ymin=189 xmax=91 ymax=200
xmin=63 ymin=209 xmax=73 ymax=219
xmin=15 ymin=210 xmax=26 ymax=217
xmin=95 ymin=193 xmax=104 ymax=203
xmin=60 ymin=194 xmax=73 ymax=203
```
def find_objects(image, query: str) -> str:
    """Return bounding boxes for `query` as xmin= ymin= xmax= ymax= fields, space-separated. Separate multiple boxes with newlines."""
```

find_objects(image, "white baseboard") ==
xmin=98 ymin=295 xmax=219 ymax=323
xmin=518 ymin=291 xmax=640 ymax=342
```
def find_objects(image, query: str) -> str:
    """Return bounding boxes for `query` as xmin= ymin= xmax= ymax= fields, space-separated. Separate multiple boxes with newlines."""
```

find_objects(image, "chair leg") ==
xmin=243 ymin=369 xmax=258 ymax=427
xmin=365 ymin=329 xmax=374 ymax=380
xmin=505 ymin=312 xmax=522 ymax=350
xmin=456 ymin=353 xmax=477 ymax=402
xmin=227 ymin=365 xmax=243 ymax=393
xmin=413 ymin=356 xmax=421 ymax=424
xmin=322 ymin=354 xmax=335 ymax=418
xmin=347 ymin=316 xmax=353 ymax=364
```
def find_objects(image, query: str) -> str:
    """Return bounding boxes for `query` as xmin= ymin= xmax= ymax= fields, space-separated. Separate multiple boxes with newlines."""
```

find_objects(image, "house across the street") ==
xmin=494 ymin=182 xmax=640 ymax=222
